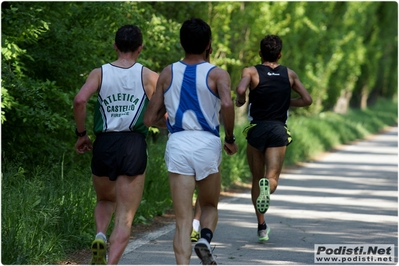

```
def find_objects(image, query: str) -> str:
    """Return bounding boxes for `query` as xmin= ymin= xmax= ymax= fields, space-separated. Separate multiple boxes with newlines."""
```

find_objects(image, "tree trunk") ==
xmin=360 ymin=86 xmax=369 ymax=110
xmin=333 ymin=90 xmax=353 ymax=114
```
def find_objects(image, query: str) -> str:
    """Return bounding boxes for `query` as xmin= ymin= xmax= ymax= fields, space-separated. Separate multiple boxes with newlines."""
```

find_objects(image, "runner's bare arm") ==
xmin=73 ymin=68 xmax=101 ymax=153
xmin=214 ymin=68 xmax=238 ymax=155
xmin=143 ymin=66 xmax=170 ymax=128
xmin=74 ymin=68 xmax=101 ymax=132
xmin=142 ymin=67 xmax=159 ymax=100
xmin=288 ymin=69 xmax=312 ymax=107
xmin=235 ymin=67 xmax=256 ymax=107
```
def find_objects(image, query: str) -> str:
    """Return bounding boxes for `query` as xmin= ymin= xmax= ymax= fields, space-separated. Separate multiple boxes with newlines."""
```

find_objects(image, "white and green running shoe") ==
xmin=258 ymin=226 xmax=271 ymax=241
xmin=256 ymin=178 xmax=270 ymax=214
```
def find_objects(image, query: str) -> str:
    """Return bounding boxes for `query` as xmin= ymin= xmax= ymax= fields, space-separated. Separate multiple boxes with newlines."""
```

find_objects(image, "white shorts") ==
xmin=165 ymin=131 xmax=222 ymax=181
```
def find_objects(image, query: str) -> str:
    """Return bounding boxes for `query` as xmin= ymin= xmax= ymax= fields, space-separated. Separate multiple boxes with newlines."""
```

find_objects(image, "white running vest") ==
xmin=164 ymin=61 xmax=221 ymax=137
xmin=93 ymin=63 xmax=149 ymax=135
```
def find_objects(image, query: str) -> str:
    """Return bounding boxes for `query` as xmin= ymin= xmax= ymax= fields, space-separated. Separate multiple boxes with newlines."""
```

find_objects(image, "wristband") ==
xmin=75 ymin=128 xmax=87 ymax=137
xmin=225 ymin=134 xmax=236 ymax=144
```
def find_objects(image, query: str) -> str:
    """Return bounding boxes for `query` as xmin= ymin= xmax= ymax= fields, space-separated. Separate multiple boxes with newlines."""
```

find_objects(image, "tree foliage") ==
xmin=1 ymin=1 xmax=397 ymax=167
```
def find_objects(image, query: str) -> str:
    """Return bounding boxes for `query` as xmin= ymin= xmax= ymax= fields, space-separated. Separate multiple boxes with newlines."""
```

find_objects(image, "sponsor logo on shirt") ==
xmin=267 ymin=72 xmax=280 ymax=76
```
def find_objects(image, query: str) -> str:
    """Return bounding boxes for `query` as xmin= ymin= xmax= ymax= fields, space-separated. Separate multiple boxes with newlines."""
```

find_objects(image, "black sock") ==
xmin=200 ymin=228 xmax=213 ymax=243
xmin=258 ymin=222 xmax=267 ymax=231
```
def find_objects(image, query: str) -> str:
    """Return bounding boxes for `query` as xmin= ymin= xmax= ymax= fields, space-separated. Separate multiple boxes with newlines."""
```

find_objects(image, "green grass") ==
xmin=1 ymin=98 xmax=397 ymax=264
xmin=285 ymin=98 xmax=398 ymax=165
xmin=1 ymin=157 xmax=95 ymax=264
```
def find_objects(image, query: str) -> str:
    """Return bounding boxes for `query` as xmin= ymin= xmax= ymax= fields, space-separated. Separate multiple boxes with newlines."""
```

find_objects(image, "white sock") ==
xmin=96 ymin=232 xmax=107 ymax=242
xmin=192 ymin=219 xmax=200 ymax=232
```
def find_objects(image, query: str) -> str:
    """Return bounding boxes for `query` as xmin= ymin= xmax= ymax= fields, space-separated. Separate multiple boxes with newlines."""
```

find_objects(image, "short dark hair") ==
xmin=115 ymin=25 xmax=143 ymax=53
xmin=260 ymin=35 xmax=282 ymax=62
xmin=180 ymin=18 xmax=212 ymax=55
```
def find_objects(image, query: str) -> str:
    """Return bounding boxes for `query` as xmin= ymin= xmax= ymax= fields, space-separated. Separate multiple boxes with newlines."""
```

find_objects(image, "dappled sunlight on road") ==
xmin=273 ymin=185 xmax=397 ymax=198
xmin=271 ymin=194 xmax=397 ymax=210
xmin=271 ymin=209 xmax=396 ymax=223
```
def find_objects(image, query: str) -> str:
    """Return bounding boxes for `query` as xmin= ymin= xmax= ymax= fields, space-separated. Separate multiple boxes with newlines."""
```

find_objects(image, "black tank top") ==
xmin=248 ymin=64 xmax=291 ymax=123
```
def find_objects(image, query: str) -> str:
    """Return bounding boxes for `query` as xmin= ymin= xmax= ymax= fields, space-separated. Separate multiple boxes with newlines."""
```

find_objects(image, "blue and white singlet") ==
xmin=164 ymin=61 xmax=221 ymax=137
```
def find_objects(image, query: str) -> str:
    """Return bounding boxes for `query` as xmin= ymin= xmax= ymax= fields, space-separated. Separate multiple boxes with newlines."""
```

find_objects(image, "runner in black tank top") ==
xmin=235 ymin=34 xmax=312 ymax=242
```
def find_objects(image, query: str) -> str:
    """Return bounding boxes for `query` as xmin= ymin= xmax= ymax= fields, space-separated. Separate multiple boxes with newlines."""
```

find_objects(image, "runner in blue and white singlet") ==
xmin=143 ymin=18 xmax=237 ymax=265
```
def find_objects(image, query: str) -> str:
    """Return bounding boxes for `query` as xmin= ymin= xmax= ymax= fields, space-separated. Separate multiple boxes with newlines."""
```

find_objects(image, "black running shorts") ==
xmin=91 ymin=132 xmax=147 ymax=181
xmin=245 ymin=120 xmax=292 ymax=153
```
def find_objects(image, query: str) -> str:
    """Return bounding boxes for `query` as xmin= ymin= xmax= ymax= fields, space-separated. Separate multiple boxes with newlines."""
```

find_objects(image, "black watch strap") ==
xmin=75 ymin=128 xmax=87 ymax=137
xmin=225 ymin=134 xmax=236 ymax=144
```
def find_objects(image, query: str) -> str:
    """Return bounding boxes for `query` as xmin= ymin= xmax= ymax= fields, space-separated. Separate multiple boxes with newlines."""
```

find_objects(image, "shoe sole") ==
xmin=258 ymin=227 xmax=271 ymax=242
xmin=90 ymin=239 xmax=107 ymax=265
xmin=194 ymin=242 xmax=217 ymax=265
xmin=191 ymin=232 xmax=200 ymax=242
xmin=256 ymin=178 xmax=270 ymax=214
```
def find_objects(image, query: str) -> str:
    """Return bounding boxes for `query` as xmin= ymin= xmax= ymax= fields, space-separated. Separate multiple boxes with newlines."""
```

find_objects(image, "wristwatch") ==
xmin=236 ymin=99 xmax=246 ymax=105
xmin=225 ymin=134 xmax=236 ymax=144
xmin=75 ymin=128 xmax=87 ymax=137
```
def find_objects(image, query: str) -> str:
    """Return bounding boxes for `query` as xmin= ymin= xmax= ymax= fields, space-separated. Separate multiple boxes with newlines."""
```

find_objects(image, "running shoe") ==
xmin=191 ymin=229 xmax=200 ymax=242
xmin=256 ymin=178 xmax=270 ymax=214
xmin=90 ymin=236 xmax=107 ymax=265
xmin=194 ymin=238 xmax=217 ymax=265
xmin=258 ymin=226 xmax=271 ymax=242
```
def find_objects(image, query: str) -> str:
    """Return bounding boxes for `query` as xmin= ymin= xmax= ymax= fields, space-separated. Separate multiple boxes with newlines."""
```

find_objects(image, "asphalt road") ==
xmin=119 ymin=127 xmax=398 ymax=265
